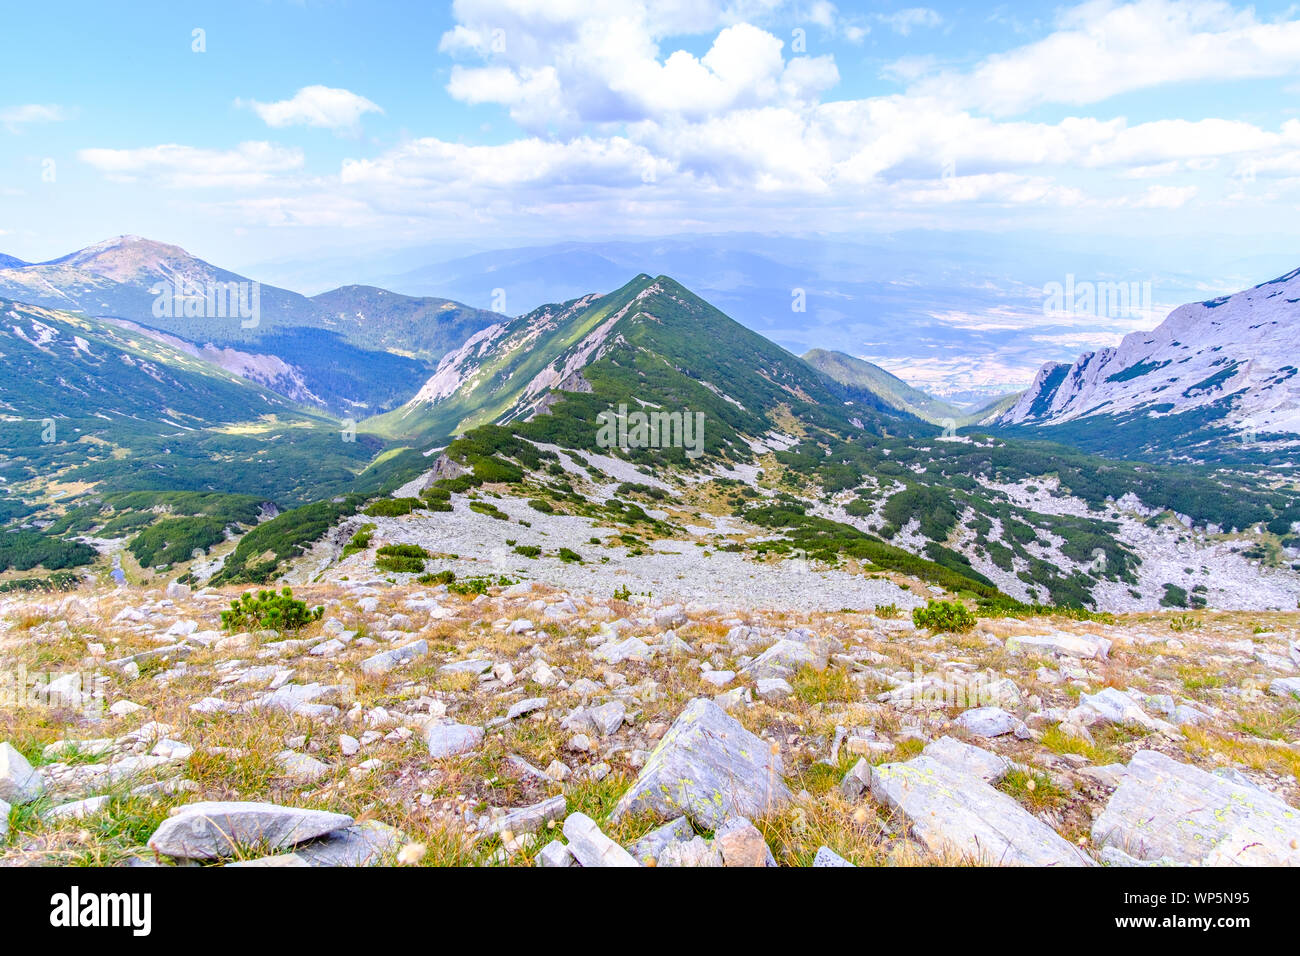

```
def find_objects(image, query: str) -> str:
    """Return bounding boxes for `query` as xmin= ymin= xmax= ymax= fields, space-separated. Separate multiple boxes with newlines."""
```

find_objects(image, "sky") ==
xmin=2 ymin=0 xmax=1298 ymax=391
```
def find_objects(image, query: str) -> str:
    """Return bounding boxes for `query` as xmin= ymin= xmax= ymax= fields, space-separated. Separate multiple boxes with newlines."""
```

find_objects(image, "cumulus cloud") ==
xmin=242 ymin=86 xmax=383 ymax=131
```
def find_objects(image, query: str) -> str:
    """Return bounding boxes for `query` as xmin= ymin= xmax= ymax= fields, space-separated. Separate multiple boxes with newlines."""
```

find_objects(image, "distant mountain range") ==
xmin=994 ymin=267 xmax=1300 ymax=461
xmin=261 ymin=231 xmax=1290 ymax=405
xmin=0 ymin=237 xmax=503 ymax=414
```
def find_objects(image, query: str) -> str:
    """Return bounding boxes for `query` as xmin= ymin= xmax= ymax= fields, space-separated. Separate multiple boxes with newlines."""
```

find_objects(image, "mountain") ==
xmin=994 ymin=267 xmax=1300 ymax=460
xmin=0 ymin=237 xmax=503 ymax=414
xmin=0 ymin=253 xmax=26 ymax=269
xmin=354 ymin=274 xmax=1300 ymax=613
xmin=802 ymin=349 xmax=966 ymax=424
xmin=366 ymin=273 xmax=879 ymax=445
xmin=0 ymin=298 xmax=383 ymax=514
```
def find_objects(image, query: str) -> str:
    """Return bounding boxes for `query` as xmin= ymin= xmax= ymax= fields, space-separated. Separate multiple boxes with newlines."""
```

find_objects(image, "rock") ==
xmin=701 ymin=669 xmax=735 ymax=687
xmin=340 ymin=734 xmax=360 ymax=757
xmin=612 ymin=697 xmax=790 ymax=829
xmin=536 ymin=839 xmax=574 ymax=867
xmin=921 ymin=737 xmax=1009 ymax=783
xmin=109 ymin=700 xmax=145 ymax=717
xmin=0 ymin=742 xmax=44 ymax=805
xmin=293 ymin=821 xmax=402 ymax=866
xmin=654 ymin=605 xmax=688 ymax=629
xmin=628 ymin=816 xmax=694 ymax=865
xmin=954 ymin=706 xmax=1030 ymax=739
xmin=276 ymin=751 xmax=330 ymax=783
xmin=439 ymin=658 xmax=493 ymax=676
xmin=148 ymin=802 xmax=354 ymax=860
xmin=44 ymin=795 xmax=111 ymax=822
xmin=869 ymin=755 xmax=1094 ymax=866
xmin=1006 ymin=632 xmax=1110 ymax=661
xmin=480 ymin=796 xmax=567 ymax=839
xmin=424 ymin=723 xmax=484 ymax=758
xmin=1268 ymin=676 xmax=1300 ymax=698
xmin=1091 ymin=750 xmax=1300 ymax=865
xmin=840 ymin=758 xmax=873 ymax=799
xmin=813 ymin=846 xmax=855 ymax=867
xmin=583 ymin=701 xmax=625 ymax=736
xmin=561 ymin=812 xmax=639 ymax=867
xmin=360 ymin=640 xmax=428 ymax=674
xmin=310 ymin=638 xmax=346 ymax=657
xmin=754 ymin=677 xmax=793 ymax=699
xmin=593 ymin=637 xmax=654 ymax=664
xmin=1074 ymin=688 xmax=1164 ymax=731
xmin=0 ymin=797 xmax=8 ymax=837
xmin=507 ymin=697 xmax=548 ymax=720
xmin=658 ymin=835 xmax=722 ymax=867
xmin=714 ymin=817 xmax=768 ymax=867
xmin=741 ymin=637 xmax=827 ymax=680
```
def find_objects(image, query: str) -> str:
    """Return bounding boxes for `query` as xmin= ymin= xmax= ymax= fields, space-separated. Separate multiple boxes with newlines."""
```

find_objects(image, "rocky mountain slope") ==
xmin=1 ymin=579 xmax=1297 ymax=867
xmin=0 ymin=299 xmax=381 ymax=517
xmin=0 ymin=237 xmax=503 ymax=414
xmin=995 ymin=268 xmax=1300 ymax=459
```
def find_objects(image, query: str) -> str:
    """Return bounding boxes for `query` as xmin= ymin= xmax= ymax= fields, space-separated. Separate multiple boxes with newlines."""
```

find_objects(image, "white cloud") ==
xmin=438 ymin=5 xmax=837 ymax=130
xmin=78 ymin=142 xmax=304 ymax=188
xmin=909 ymin=0 xmax=1300 ymax=115
xmin=877 ymin=8 xmax=943 ymax=36
xmin=1 ymin=104 xmax=69 ymax=132
xmin=243 ymin=86 xmax=383 ymax=131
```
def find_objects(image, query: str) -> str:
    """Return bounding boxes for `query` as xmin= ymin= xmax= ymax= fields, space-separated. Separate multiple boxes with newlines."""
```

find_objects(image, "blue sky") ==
xmin=3 ymin=0 xmax=1299 ymax=281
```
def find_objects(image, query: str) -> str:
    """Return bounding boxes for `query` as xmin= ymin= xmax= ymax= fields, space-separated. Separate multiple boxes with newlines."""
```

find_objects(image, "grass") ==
xmin=791 ymin=665 xmax=854 ymax=705
xmin=997 ymin=768 xmax=1071 ymax=812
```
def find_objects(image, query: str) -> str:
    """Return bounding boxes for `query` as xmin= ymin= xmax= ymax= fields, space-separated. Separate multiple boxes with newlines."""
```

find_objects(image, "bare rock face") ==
xmin=148 ymin=801 xmax=355 ymax=860
xmin=1091 ymin=750 xmax=1300 ymax=865
xmin=612 ymin=697 xmax=790 ymax=829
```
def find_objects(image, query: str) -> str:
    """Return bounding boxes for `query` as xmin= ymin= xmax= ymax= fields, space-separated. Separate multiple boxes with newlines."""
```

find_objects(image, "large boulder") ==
xmin=612 ymin=698 xmax=790 ymax=829
xmin=869 ymin=755 xmax=1094 ymax=866
xmin=0 ymin=742 xmax=44 ymax=805
xmin=1091 ymin=750 xmax=1300 ymax=865
xmin=148 ymin=801 xmax=354 ymax=860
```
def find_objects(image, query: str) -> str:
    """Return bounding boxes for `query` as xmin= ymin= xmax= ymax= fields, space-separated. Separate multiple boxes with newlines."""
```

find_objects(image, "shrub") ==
xmin=221 ymin=587 xmax=322 ymax=632
xmin=448 ymin=574 xmax=514 ymax=595
xmin=363 ymin=497 xmax=422 ymax=518
xmin=528 ymin=498 xmax=555 ymax=514
xmin=341 ymin=523 xmax=376 ymax=558
xmin=912 ymin=598 xmax=976 ymax=633
xmin=417 ymin=569 xmax=456 ymax=586
xmin=375 ymin=546 xmax=426 ymax=574
xmin=514 ymin=544 xmax=541 ymax=558
xmin=557 ymin=547 xmax=583 ymax=563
